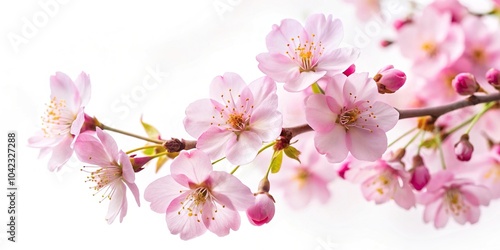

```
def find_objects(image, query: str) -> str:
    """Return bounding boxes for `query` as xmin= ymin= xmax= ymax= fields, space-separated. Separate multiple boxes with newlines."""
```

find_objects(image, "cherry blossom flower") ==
xmin=257 ymin=14 xmax=360 ymax=92
xmin=346 ymin=159 xmax=416 ymax=209
xmin=428 ymin=0 xmax=468 ymax=23
xmin=74 ymin=128 xmax=140 ymax=224
xmin=28 ymin=72 xmax=91 ymax=171
xmin=417 ymin=171 xmax=491 ymax=228
xmin=305 ymin=73 xmax=399 ymax=162
xmin=461 ymin=16 xmax=500 ymax=79
xmin=183 ymin=72 xmax=282 ymax=165
xmin=272 ymin=138 xmax=336 ymax=209
xmin=397 ymin=7 xmax=464 ymax=77
xmin=471 ymin=145 xmax=500 ymax=199
xmin=144 ymin=150 xmax=254 ymax=240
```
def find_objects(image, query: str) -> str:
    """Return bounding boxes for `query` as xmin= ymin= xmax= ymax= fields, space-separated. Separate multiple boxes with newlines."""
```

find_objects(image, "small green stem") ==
xmin=211 ymin=157 xmax=226 ymax=165
xmin=465 ymin=102 xmax=496 ymax=134
xmin=388 ymin=127 xmax=417 ymax=148
xmin=126 ymin=145 xmax=163 ymax=154
xmin=230 ymin=165 xmax=240 ymax=175
xmin=100 ymin=123 xmax=164 ymax=144
xmin=403 ymin=129 xmax=422 ymax=149
xmin=417 ymin=130 xmax=426 ymax=155
xmin=434 ymin=127 xmax=446 ymax=170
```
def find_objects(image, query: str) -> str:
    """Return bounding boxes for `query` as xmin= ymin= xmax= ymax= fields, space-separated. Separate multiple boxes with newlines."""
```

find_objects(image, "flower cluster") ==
xmin=29 ymin=1 xmax=500 ymax=241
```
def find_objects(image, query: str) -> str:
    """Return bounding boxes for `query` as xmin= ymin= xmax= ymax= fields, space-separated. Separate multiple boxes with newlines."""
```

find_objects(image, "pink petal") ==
xmin=119 ymin=193 xmax=128 ymax=223
xmin=343 ymin=72 xmax=377 ymax=104
xmin=74 ymin=132 xmax=112 ymax=166
xmin=284 ymin=71 xmax=326 ymax=92
xmin=96 ymin=128 xmax=119 ymax=161
xmin=124 ymin=180 xmax=140 ymax=207
xmin=424 ymin=199 xmax=442 ymax=223
xmin=460 ymin=184 xmax=491 ymax=206
xmin=426 ymin=171 xmax=454 ymax=192
xmin=359 ymin=102 xmax=399 ymax=132
xmin=166 ymin=193 xmax=207 ymax=240
xmin=70 ymin=109 xmax=85 ymax=137
xmin=247 ymin=76 xmax=277 ymax=106
xmin=417 ymin=189 xmax=445 ymax=205
xmin=28 ymin=131 xmax=61 ymax=148
xmin=184 ymin=99 xmax=223 ymax=138
xmin=305 ymin=14 xmax=343 ymax=51
xmin=74 ymin=71 xmax=91 ymax=106
xmin=119 ymin=151 xmax=135 ymax=183
xmin=209 ymin=72 xmax=247 ymax=103
xmin=310 ymin=176 xmax=331 ymax=204
xmin=434 ymin=201 xmax=449 ymax=228
xmin=196 ymin=127 xmax=233 ymax=160
xmin=144 ymin=175 xmax=186 ymax=213
xmin=440 ymin=24 xmax=465 ymax=63
xmin=324 ymin=74 xmax=347 ymax=103
xmin=47 ymin=135 xmax=73 ymax=171
xmin=171 ymin=150 xmax=213 ymax=186
xmin=249 ymin=107 xmax=282 ymax=142
xmin=209 ymin=171 xmax=255 ymax=211
xmin=50 ymin=72 xmax=78 ymax=111
xmin=105 ymin=180 xmax=125 ymax=224
xmin=315 ymin=47 xmax=360 ymax=76
xmin=305 ymin=94 xmax=336 ymax=133
xmin=393 ymin=182 xmax=416 ymax=210
xmin=257 ymin=53 xmax=299 ymax=83
xmin=347 ymin=128 xmax=387 ymax=161
xmin=466 ymin=205 xmax=481 ymax=224
xmin=265 ymin=18 xmax=306 ymax=54
xmin=314 ymin=126 xmax=348 ymax=163
xmin=203 ymin=200 xmax=241 ymax=237
xmin=283 ymin=179 xmax=314 ymax=209
xmin=225 ymin=131 xmax=262 ymax=165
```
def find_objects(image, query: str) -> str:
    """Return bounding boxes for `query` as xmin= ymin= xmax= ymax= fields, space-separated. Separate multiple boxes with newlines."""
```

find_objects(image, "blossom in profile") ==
xmin=144 ymin=150 xmax=254 ymax=240
xmin=417 ymin=171 xmax=491 ymax=228
xmin=346 ymin=159 xmax=416 ymax=209
xmin=183 ymin=72 xmax=282 ymax=165
xmin=305 ymin=73 xmax=399 ymax=162
xmin=74 ymin=128 xmax=140 ymax=224
xmin=28 ymin=72 xmax=91 ymax=171
xmin=257 ymin=14 xmax=359 ymax=92
xmin=397 ymin=7 xmax=464 ymax=77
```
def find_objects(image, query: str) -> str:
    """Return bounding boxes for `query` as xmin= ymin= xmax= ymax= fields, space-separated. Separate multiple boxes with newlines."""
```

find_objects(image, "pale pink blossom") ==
xmin=305 ymin=73 xmax=399 ymax=162
xmin=272 ymin=137 xmax=336 ymax=209
xmin=472 ymin=145 xmax=500 ymax=199
xmin=28 ymin=72 xmax=91 ymax=171
xmin=257 ymin=14 xmax=360 ymax=92
xmin=343 ymin=0 xmax=381 ymax=21
xmin=183 ymin=73 xmax=282 ymax=165
xmin=144 ymin=150 xmax=254 ymax=240
xmin=417 ymin=171 xmax=491 ymax=228
xmin=346 ymin=159 xmax=416 ymax=209
xmin=461 ymin=16 xmax=500 ymax=78
xmin=74 ymin=128 xmax=140 ymax=224
xmin=428 ymin=0 xmax=468 ymax=23
xmin=397 ymin=7 xmax=464 ymax=76
xmin=246 ymin=193 xmax=275 ymax=226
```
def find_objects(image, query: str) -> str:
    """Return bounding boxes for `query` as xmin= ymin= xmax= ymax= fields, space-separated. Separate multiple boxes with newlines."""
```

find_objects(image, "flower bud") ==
xmin=454 ymin=134 xmax=474 ymax=161
xmin=343 ymin=64 xmax=356 ymax=76
xmin=130 ymin=155 xmax=154 ymax=172
xmin=393 ymin=18 xmax=412 ymax=31
xmin=373 ymin=65 xmax=406 ymax=94
xmin=451 ymin=73 xmax=479 ymax=95
xmin=380 ymin=40 xmax=393 ymax=47
xmin=246 ymin=193 xmax=275 ymax=226
xmin=337 ymin=161 xmax=350 ymax=179
xmin=410 ymin=155 xmax=430 ymax=191
xmin=486 ymin=68 xmax=500 ymax=89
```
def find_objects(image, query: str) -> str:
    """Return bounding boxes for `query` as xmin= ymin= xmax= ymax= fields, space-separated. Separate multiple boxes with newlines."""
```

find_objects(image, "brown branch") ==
xmin=397 ymin=93 xmax=500 ymax=119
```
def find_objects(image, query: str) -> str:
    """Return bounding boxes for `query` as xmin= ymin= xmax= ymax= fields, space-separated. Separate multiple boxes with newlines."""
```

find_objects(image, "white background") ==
xmin=1 ymin=0 xmax=500 ymax=249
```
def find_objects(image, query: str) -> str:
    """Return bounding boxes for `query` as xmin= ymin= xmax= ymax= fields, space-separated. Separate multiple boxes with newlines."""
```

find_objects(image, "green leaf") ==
xmin=140 ymin=116 xmax=161 ymax=139
xmin=270 ymin=150 xmax=284 ymax=174
xmin=284 ymin=145 xmax=301 ymax=163
xmin=420 ymin=138 xmax=437 ymax=149
xmin=155 ymin=156 xmax=168 ymax=173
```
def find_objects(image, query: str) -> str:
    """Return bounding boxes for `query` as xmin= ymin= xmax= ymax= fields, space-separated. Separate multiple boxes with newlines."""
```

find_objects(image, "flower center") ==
xmin=445 ymin=188 xmax=469 ymax=216
xmin=338 ymin=108 xmax=360 ymax=126
xmin=285 ymin=34 xmax=324 ymax=72
xmin=472 ymin=48 xmax=486 ymax=64
xmin=483 ymin=164 xmax=500 ymax=182
xmin=421 ymin=42 xmax=438 ymax=57
xmin=42 ymin=97 xmax=74 ymax=137
xmin=294 ymin=168 xmax=310 ymax=188
xmin=82 ymin=164 xmax=123 ymax=202
xmin=228 ymin=113 xmax=246 ymax=130
xmin=177 ymin=186 xmax=226 ymax=223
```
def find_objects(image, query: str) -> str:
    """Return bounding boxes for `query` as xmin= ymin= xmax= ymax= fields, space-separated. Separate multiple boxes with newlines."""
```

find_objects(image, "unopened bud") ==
xmin=130 ymin=155 xmax=154 ymax=172
xmin=452 ymin=73 xmax=479 ymax=95
xmin=380 ymin=40 xmax=393 ymax=47
xmin=393 ymin=18 xmax=412 ymax=30
xmin=343 ymin=64 xmax=356 ymax=76
xmin=454 ymin=134 xmax=474 ymax=161
xmin=410 ymin=155 xmax=430 ymax=191
xmin=374 ymin=65 xmax=406 ymax=94
xmin=486 ymin=68 xmax=500 ymax=89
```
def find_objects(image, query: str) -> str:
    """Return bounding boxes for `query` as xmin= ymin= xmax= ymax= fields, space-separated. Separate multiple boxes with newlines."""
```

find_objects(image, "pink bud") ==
xmin=130 ymin=156 xmax=154 ymax=172
xmin=486 ymin=68 xmax=500 ymax=89
xmin=380 ymin=40 xmax=393 ymax=47
xmin=80 ymin=113 xmax=98 ymax=133
xmin=454 ymin=134 xmax=474 ymax=161
xmin=374 ymin=65 xmax=406 ymax=94
xmin=246 ymin=193 xmax=275 ymax=226
xmin=393 ymin=18 xmax=412 ymax=30
xmin=343 ymin=64 xmax=356 ymax=76
xmin=337 ymin=161 xmax=350 ymax=179
xmin=410 ymin=155 xmax=430 ymax=191
xmin=452 ymin=73 xmax=479 ymax=95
